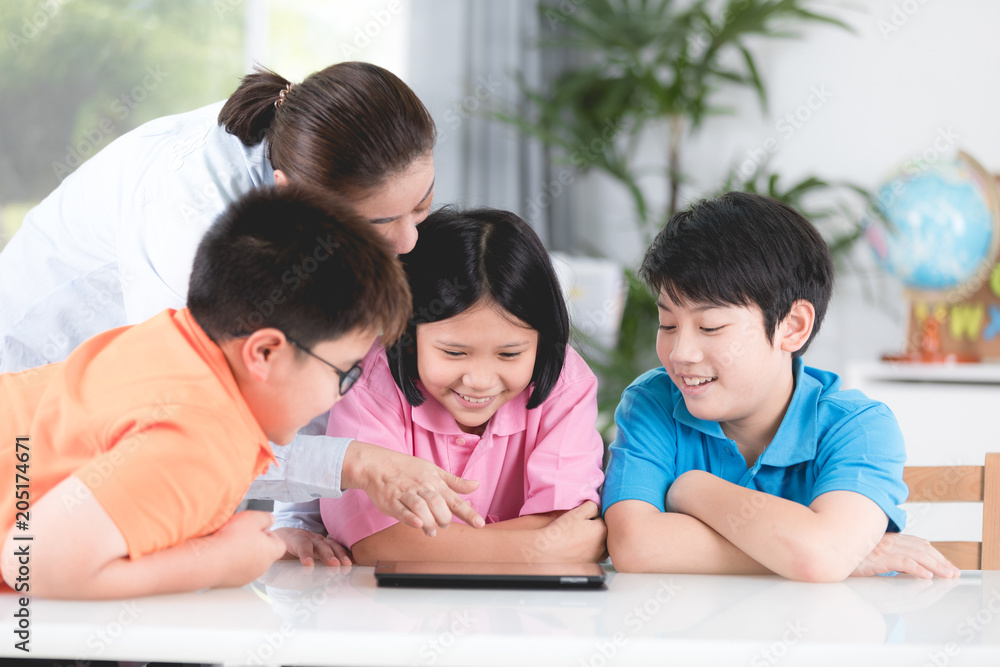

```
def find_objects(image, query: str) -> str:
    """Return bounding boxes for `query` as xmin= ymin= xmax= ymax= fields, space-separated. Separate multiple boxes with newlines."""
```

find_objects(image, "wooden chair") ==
xmin=903 ymin=452 xmax=1000 ymax=570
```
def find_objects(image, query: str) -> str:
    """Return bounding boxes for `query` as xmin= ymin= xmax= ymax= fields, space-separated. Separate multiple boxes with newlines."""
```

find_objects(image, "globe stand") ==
xmin=870 ymin=150 xmax=999 ymax=365
xmin=882 ymin=315 xmax=980 ymax=364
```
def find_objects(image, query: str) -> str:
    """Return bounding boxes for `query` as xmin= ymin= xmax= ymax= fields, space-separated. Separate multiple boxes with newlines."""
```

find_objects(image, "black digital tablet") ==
xmin=374 ymin=560 xmax=607 ymax=589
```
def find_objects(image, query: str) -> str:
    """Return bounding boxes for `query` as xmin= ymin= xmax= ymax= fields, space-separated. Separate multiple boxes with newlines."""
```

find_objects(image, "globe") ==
xmin=867 ymin=151 xmax=1000 ymax=301
xmin=866 ymin=150 xmax=1000 ymax=362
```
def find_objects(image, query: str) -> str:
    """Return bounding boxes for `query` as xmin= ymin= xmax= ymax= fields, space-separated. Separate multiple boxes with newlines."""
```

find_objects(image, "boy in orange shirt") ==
xmin=0 ymin=185 xmax=479 ymax=599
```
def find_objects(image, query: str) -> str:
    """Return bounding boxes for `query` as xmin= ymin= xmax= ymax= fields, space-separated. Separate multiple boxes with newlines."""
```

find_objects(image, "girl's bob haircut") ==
xmin=386 ymin=206 xmax=569 ymax=409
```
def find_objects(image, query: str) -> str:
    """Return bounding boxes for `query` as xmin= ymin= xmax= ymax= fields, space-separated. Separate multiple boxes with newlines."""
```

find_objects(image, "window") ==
xmin=0 ymin=0 xmax=409 ymax=250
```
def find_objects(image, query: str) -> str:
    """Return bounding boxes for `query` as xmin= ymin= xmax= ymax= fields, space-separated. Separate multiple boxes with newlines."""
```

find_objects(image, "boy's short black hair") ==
xmin=386 ymin=206 xmax=569 ymax=409
xmin=639 ymin=191 xmax=833 ymax=357
xmin=187 ymin=184 xmax=410 ymax=347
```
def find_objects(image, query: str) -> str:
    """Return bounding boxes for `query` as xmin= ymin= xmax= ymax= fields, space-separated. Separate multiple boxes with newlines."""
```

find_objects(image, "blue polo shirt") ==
xmin=602 ymin=358 xmax=907 ymax=531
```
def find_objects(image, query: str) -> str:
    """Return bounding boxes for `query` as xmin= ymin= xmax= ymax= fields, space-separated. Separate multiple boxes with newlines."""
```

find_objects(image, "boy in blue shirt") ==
xmin=603 ymin=192 xmax=960 ymax=582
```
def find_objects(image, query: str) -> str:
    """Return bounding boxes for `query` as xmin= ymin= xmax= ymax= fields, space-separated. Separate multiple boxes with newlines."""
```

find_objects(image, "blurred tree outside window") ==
xmin=0 ymin=0 xmax=409 ymax=251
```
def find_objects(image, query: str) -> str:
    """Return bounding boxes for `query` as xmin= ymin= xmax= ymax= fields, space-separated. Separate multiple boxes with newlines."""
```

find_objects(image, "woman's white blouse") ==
xmin=0 ymin=101 xmax=274 ymax=372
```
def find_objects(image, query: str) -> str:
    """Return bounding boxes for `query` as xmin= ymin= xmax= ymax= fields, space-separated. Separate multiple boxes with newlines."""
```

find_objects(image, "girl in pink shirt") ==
xmin=274 ymin=207 xmax=607 ymax=565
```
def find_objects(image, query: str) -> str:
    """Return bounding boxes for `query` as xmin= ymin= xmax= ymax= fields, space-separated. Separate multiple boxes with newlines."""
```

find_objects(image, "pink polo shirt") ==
xmin=319 ymin=345 xmax=605 ymax=548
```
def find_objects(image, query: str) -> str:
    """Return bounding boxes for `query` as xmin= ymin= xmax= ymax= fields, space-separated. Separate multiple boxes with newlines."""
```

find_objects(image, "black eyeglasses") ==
xmin=286 ymin=336 xmax=363 ymax=396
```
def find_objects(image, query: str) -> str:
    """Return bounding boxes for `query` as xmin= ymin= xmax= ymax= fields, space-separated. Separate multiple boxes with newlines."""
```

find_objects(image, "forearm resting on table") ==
xmin=668 ymin=471 xmax=887 ymax=582
xmin=25 ymin=534 xmax=237 ymax=600
xmin=605 ymin=500 xmax=770 ymax=575
xmin=1 ymin=476 xmax=277 ymax=599
xmin=351 ymin=512 xmax=570 ymax=565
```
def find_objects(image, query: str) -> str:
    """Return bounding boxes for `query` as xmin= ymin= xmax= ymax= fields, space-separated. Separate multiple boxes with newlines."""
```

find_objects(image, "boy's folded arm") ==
xmin=605 ymin=499 xmax=770 ymax=574
xmin=350 ymin=501 xmax=606 ymax=565
xmin=668 ymin=470 xmax=888 ymax=582
xmin=1 ymin=476 xmax=284 ymax=599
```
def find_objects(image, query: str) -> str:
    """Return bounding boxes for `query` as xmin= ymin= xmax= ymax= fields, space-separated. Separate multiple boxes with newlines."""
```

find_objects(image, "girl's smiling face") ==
xmin=416 ymin=301 xmax=538 ymax=435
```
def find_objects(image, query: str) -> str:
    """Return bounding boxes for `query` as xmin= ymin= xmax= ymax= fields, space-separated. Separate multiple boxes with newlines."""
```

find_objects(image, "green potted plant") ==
xmin=491 ymin=0 xmax=872 ymax=440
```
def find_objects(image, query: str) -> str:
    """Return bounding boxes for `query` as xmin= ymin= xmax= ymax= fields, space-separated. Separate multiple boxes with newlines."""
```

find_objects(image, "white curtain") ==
xmin=408 ymin=0 xmax=574 ymax=249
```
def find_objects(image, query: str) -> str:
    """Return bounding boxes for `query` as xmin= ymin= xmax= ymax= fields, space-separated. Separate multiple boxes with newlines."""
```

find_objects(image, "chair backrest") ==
xmin=903 ymin=452 xmax=1000 ymax=570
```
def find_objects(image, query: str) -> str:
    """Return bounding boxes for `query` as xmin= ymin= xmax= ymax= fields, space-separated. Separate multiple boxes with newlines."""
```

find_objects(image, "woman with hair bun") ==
xmin=0 ymin=63 xmax=469 ymax=541
xmin=0 ymin=61 xmax=436 ymax=373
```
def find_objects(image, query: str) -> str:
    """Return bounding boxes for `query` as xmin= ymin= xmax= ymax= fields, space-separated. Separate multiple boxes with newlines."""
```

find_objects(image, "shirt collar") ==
xmin=759 ymin=357 xmax=819 ymax=467
xmin=672 ymin=397 xmax=727 ymax=439
xmin=176 ymin=308 xmax=274 ymax=464
xmin=409 ymin=381 xmax=529 ymax=438
xmin=671 ymin=357 xmax=819 ymax=467
xmin=257 ymin=152 xmax=276 ymax=188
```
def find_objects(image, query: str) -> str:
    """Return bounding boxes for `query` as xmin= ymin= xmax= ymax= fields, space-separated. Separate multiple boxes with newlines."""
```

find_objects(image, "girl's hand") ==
xmin=531 ymin=501 xmax=608 ymax=563
xmin=272 ymin=527 xmax=352 ymax=568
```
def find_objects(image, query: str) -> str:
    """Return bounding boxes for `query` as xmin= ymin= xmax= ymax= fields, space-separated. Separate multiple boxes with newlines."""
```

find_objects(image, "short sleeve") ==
xmin=76 ymin=406 xmax=267 ymax=559
xmin=810 ymin=403 xmax=908 ymax=532
xmin=519 ymin=364 xmax=604 ymax=517
xmin=602 ymin=382 xmax=678 ymax=514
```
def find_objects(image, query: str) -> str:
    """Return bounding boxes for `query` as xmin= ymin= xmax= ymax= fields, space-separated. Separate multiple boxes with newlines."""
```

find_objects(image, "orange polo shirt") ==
xmin=0 ymin=309 xmax=274 ymax=560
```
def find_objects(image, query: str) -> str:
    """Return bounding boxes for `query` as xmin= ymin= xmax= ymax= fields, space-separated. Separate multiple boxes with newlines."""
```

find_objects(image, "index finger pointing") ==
xmin=449 ymin=496 xmax=485 ymax=528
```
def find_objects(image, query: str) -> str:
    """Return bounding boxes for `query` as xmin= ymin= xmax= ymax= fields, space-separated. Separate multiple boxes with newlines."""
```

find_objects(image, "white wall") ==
xmin=571 ymin=0 xmax=1000 ymax=377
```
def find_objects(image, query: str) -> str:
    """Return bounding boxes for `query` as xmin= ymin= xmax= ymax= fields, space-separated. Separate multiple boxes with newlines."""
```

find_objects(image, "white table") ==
xmin=3 ymin=562 xmax=1000 ymax=666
